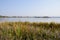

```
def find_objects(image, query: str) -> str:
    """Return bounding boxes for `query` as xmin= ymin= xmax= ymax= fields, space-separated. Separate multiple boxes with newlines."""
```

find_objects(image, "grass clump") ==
xmin=0 ymin=22 xmax=60 ymax=40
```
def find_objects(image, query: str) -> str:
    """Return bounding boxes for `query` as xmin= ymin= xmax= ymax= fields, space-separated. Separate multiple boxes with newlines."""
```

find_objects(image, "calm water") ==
xmin=0 ymin=18 xmax=60 ymax=23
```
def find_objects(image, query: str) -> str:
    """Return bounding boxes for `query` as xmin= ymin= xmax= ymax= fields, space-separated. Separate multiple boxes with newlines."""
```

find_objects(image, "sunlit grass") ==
xmin=0 ymin=22 xmax=60 ymax=40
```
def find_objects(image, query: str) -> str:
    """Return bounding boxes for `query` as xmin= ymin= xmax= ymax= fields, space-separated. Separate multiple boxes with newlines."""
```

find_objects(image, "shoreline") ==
xmin=0 ymin=21 xmax=60 ymax=23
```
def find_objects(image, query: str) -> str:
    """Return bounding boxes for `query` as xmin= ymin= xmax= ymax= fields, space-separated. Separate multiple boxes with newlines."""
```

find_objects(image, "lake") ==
xmin=0 ymin=18 xmax=60 ymax=23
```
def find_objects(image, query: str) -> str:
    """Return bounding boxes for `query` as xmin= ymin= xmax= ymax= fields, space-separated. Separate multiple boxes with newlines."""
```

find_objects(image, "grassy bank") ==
xmin=0 ymin=22 xmax=60 ymax=40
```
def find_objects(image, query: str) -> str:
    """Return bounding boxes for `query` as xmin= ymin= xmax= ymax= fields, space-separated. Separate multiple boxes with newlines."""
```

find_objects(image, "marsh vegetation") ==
xmin=0 ymin=22 xmax=60 ymax=40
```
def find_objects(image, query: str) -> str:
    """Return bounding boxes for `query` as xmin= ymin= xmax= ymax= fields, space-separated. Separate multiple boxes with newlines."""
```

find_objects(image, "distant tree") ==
xmin=43 ymin=16 xmax=50 ymax=18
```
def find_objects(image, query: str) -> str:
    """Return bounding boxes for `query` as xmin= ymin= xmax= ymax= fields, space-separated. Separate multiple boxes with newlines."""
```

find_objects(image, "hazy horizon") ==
xmin=0 ymin=0 xmax=60 ymax=16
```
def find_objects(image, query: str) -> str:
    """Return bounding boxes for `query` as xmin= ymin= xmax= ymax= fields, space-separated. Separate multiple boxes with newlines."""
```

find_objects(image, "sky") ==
xmin=0 ymin=0 xmax=60 ymax=16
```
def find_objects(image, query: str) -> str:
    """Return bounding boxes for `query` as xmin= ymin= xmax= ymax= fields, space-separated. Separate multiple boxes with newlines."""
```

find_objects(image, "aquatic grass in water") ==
xmin=0 ymin=22 xmax=60 ymax=40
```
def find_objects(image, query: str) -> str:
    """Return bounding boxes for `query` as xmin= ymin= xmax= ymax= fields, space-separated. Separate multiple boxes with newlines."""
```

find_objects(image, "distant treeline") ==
xmin=0 ymin=16 xmax=9 ymax=18
xmin=0 ymin=15 xmax=50 ymax=18
xmin=0 ymin=15 xmax=60 ymax=18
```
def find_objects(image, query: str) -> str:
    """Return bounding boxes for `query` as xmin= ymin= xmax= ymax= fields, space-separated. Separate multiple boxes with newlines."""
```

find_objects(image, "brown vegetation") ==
xmin=0 ymin=22 xmax=60 ymax=40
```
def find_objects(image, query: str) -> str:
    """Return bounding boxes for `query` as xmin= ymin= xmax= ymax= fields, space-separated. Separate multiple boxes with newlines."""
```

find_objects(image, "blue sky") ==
xmin=0 ymin=0 xmax=60 ymax=16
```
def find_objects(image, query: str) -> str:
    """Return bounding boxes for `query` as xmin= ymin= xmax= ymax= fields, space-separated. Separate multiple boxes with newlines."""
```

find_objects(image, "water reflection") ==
xmin=0 ymin=18 xmax=60 ymax=23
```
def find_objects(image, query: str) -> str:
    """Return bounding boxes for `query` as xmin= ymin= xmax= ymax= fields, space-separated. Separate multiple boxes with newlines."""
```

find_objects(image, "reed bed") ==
xmin=0 ymin=22 xmax=60 ymax=40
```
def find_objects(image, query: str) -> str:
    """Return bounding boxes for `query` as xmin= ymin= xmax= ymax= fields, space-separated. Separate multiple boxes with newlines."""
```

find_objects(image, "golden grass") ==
xmin=0 ymin=22 xmax=60 ymax=40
